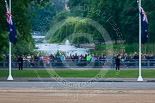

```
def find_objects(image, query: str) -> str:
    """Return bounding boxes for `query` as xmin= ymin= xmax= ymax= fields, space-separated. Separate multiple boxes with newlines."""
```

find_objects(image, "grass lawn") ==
xmin=0 ymin=70 xmax=155 ymax=78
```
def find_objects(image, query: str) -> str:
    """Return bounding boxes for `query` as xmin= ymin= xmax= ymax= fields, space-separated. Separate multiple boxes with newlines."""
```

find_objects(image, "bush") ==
xmin=92 ymin=43 xmax=155 ymax=55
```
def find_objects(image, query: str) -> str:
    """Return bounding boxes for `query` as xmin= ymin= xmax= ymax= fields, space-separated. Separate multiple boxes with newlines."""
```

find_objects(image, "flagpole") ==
xmin=7 ymin=0 xmax=13 ymax=81
xmin=137 ymin=0 xmax=143 ymax=82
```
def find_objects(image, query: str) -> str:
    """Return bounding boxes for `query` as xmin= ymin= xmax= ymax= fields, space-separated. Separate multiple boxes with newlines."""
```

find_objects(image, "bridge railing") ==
xmin=0 ymin=59 xmax=155 ymax=69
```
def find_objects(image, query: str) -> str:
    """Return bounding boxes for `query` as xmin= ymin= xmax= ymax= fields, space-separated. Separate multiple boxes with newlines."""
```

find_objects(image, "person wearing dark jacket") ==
xmin=115 ymin=56 xmax=121 ymax=71
xmin=18 ymin=55 xmax=23 ymax=70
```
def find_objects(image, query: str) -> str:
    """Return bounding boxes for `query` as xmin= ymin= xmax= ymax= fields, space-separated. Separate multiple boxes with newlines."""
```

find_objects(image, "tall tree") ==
xmin=0 ymin=0 xmax=49 ymax=60
xmin=31 ymin=0 xmax=65 ymax=31
xmin=46 ymin=0 xmax=155 ymax=44
xmin=120 ymin=0 xmax=139 ymax=44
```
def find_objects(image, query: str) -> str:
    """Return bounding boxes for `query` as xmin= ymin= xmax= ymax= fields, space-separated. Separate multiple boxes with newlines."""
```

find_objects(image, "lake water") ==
xmin=35 ymin=40 xmax=89 ymax=56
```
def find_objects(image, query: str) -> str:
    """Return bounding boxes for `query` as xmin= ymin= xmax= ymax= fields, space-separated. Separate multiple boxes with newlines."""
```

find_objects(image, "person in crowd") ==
xmin=43 ymin=56 xmax=48 ymax=67
xmin=46 ymin=56 xmax=51 ymax=67
xmin=115 ymin=55 xmax=121 ymax=71
xmin=18 ymin=55 xmax=23 ymax=70
xmin=86 ymin=54 xmax=91 ymax=64
xmin=5 ymin=54 xmax=9 ymax=67
xmin=94 ymin=54 xmax=99 ymax=68
xmin=105 ymin=54 xmax=112 ymax=67
xmin=57 ymin=55 xmax=63 ymax=67
xmin=74 ymin=53 xmax=79 ymax=65
xmin=34 ymin=54 xmax=39 ymax=67
xmin=91 ymin=54 xmax=95 ymax=62
xmin=134 ymin=52 xmax=139 ymax=59
xmin=61 ymin=55 xmax=66 ymax=66
xmin=99 ymin=54 xmax=105 ymax=67
xmin=38 ymin=54 xmax=43 ymax=67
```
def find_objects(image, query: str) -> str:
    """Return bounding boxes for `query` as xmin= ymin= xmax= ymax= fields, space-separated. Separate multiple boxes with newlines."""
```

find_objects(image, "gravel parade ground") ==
xmin=0 ymin=89 xmax=155 ymax=103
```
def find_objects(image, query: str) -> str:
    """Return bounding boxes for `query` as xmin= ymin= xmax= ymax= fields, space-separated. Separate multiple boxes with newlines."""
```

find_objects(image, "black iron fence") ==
xmin=0 ymin=59 xmax=155 ymax=69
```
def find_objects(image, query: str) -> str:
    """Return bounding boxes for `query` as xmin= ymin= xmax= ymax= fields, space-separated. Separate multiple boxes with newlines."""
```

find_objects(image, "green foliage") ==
xmin=31 ymin=0 xmax=65 ymax=31
xmin=94 ymin=43 xmax=155 ymax=55
xmin=0 ymin=32 xmax=9 ymax=61
xmin=1 ymin=0 xmax=154 ymax=58
xmin=88 ymin=0 xmax=155 ymax=44
xmin=93 ymin=44 xmax=124 ymax=55
xmin=46 ymin=17 xmax=101 ymax=44
xmin=0 ymin=0 xmax=49 ymax=61
xmin=120 ymin=0 xmax=139 ymax=44
xmin=67 ymin=0 xmax=91 ymax=17
xmin=47 ymin=0 xmax=155 ymax=45
xmin=125 ymin=43 xmax=155 ymax=55
xmin=125 ymin=44 xmax=137 ymax=54
xmin=87 ymin=0 xmax=124 ymax=44
xmin=12 ymin=40 xmax=35 ymax=55
xmin=38 ymin=51 xmax=48 ymax=56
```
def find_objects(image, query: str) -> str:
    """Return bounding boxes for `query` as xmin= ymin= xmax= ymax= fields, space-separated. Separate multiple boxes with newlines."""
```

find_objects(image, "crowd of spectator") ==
xmin=2 ymin=52 xmax=155 ymax=68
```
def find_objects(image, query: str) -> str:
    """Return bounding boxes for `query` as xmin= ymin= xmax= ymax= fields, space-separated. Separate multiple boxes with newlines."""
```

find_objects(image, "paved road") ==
xmin=1 ymin=77 xmax=155 ymax=82
xmin=1 ymin=78 xmax=155 ymax=89
xmin=0 ymin=82 xmax=155 ymax=89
